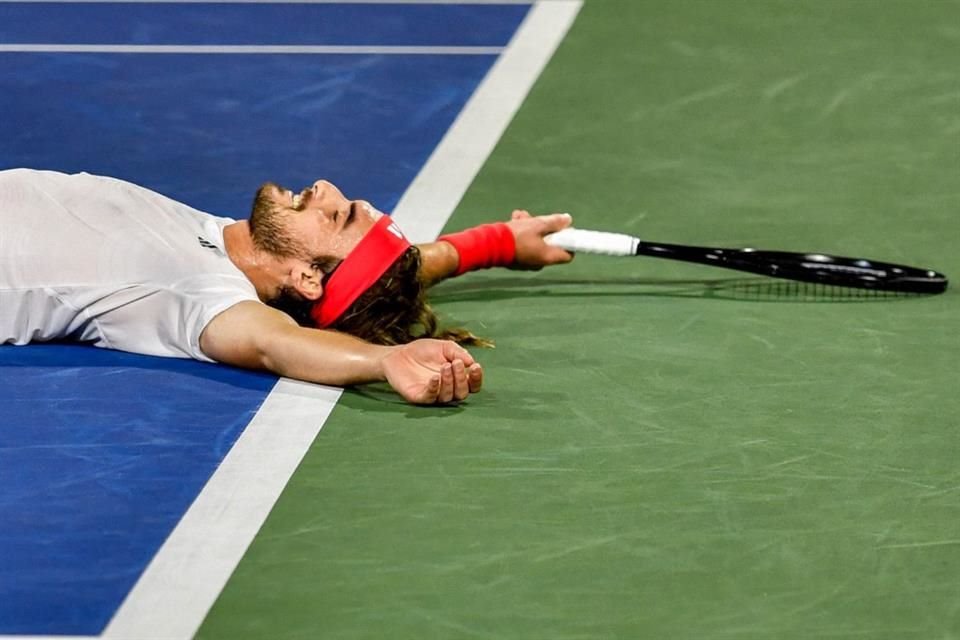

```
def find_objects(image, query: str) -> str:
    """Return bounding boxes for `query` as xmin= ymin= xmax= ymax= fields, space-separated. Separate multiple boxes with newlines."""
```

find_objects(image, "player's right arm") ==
xmin=199 ymin=301 xmax=482 ymax=404
xmin=416 ymin=211 xmax=575 ymax=286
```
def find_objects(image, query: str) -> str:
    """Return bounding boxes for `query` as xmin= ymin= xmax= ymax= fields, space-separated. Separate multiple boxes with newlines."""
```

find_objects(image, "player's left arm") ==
xmin=199 ymin=300 xmax=482 ymax=404
xmin=417 ymin=211 xmax=575 ymax=286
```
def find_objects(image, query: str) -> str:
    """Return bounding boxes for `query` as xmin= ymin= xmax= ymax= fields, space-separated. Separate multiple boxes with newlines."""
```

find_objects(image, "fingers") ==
xmin=540 ymin=214 xmax=575 ymax=264
xmin=510 ymin=209 xmax=572 ymax=232
xmin=538 ymin=212 xmax=573 ymax=234
xmin=467 ymin=362 xmax=483 ymax=392
xmin=385 ymin=340 xmax=484 ymax=406
xmin=431 ymin=341 xmax=480 ymax=404
xmin=441 ymin=339 xmax=477 ymax=367
xmin=505 ymin=211 xmax=576 ymax=270
xmin=437 ymin=362 xmax=454 ymax=404
xmin=423 ymin=373 xmax=441 ymax=403
xmin=436 ymin=358 xmax=471 ymax=403
xmin=452 ymin=359 xmax=469 ymax=401
xmin=546 ymin=246 xmax=575 ymax=265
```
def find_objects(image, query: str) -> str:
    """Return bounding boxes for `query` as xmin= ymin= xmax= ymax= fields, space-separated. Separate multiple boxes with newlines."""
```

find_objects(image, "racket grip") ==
xmin=544 ymin=228 xmax=639 ymax=256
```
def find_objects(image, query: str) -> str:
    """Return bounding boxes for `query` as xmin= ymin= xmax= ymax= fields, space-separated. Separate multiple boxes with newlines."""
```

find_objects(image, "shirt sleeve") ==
xmin=87 ymin=275 xmax=259 ymax=361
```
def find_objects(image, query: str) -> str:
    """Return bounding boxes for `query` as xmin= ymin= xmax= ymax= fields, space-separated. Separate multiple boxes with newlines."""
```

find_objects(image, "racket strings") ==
xmin=708 ymin=279 xmax=921 ymax=302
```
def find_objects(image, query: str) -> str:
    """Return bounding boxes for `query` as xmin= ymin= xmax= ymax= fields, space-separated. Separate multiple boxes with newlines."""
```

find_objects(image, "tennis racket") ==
xmin=544 ymin=228 xmax=948 ymax=294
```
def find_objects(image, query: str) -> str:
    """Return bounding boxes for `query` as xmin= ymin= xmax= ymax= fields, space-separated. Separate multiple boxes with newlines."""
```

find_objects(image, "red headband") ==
xmin=310 ymin=215 xmax=411 ymax=328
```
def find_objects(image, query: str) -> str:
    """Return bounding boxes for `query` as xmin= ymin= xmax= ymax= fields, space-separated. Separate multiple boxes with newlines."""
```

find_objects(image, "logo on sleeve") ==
xmin=198 ymin=236 xmax=219 ymax=251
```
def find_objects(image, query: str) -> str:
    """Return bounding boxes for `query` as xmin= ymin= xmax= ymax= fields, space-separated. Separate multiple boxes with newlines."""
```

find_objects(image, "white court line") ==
xmin=0 ymin=44 xmax=503 ymax=54
xmin=101 ymin=381 xmax=344 ymax=640
xmin=393 ymin=0 xmax=581 ymax=241
xmin=103 ymin=1 xmax=580 ymax=639
xmin=1 ymin=637 xmax=97 ymax=640
xmin=0 ymin=0 xmax=535 ymax=4
xmin=2 ymin=1 xmax=581 ymax=639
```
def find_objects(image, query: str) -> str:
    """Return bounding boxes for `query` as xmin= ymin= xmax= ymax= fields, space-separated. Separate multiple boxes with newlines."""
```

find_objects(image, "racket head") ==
xmin=715 ymin=249 xmax=948 ymax=294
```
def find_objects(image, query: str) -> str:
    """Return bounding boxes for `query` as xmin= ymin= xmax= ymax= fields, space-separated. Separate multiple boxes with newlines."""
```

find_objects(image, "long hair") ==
xmin=268 ymin=246 xmax=490 ymax=347
xmin=332 ymin=246 xmax=491 ymax=347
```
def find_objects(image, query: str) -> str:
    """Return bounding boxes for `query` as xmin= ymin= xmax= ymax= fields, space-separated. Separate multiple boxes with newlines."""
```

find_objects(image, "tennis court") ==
xmin=3 ymin=1 xmax=958 ymax=638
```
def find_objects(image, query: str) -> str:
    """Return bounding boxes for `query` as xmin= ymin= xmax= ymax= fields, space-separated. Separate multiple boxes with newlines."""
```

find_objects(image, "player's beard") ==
xmin=249 ymin=189 xmax=308 ymax=258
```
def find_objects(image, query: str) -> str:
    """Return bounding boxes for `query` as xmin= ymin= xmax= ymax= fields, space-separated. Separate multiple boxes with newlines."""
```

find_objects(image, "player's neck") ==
xmin=223 ymin=220 xmax=288 ymax=301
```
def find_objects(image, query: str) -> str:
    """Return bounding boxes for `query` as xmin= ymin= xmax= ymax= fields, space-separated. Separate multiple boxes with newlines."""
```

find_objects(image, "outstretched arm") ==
xmin=417 ymin=211 xmax=576 ymax=286
xmin=199 ymin=301 xmax=482 ymax=404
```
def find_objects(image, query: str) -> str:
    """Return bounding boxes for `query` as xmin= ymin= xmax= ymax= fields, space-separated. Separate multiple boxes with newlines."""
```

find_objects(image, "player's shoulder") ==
xmin=0 ymin=167 xmax=60 ymax=184
xmin=0 ymin=168 xmax=128 ymax=193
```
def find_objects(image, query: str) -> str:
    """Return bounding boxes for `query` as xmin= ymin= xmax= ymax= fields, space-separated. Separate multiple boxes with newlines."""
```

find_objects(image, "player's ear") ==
xmin=291 ymin=263 xmax=324 ymax=301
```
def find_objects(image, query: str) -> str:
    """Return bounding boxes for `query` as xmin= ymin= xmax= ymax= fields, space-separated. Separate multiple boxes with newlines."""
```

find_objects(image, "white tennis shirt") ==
xmin=0 ymin=169 xmax=259 ymax=361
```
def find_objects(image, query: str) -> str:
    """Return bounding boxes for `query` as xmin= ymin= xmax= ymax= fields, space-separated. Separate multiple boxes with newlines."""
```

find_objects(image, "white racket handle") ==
xmin=544 ymin=228 xmax=640 ymax=256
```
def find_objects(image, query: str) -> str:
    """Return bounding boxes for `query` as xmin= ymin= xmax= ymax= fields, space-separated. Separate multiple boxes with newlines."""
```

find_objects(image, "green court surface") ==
xmin=198 ymin=1 xmax=959 ymax=637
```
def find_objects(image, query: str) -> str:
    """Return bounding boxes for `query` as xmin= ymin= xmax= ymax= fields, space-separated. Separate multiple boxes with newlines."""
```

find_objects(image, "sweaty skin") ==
xmin=210 ymin=180 xmax=572 ymax=405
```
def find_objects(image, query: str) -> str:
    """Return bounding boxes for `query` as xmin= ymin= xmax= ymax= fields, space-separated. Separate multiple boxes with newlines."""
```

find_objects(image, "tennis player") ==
xmin=0 ymin=169 xmax=573 ymax=404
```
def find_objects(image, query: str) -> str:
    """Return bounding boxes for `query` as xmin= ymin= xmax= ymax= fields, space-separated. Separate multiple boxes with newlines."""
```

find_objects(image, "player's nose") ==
xmin=310 ymin=180 xmax=348 ymax=211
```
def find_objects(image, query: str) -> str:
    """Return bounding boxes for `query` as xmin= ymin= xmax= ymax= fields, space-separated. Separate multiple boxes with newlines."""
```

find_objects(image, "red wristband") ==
xmin=439 ymin=223 xmax=516 ymax=276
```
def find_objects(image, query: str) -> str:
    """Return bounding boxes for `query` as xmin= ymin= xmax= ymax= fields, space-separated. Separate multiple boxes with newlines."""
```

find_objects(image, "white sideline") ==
xmin=101 ymin=381 xmax=343 ymax=639
xmin=393 ymin=0 xmax=581 ymax=241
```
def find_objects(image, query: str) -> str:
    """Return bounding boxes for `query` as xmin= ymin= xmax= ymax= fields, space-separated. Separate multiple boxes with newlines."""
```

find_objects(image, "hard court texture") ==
xmin=200 ymin=1 xmax=958 ymax=637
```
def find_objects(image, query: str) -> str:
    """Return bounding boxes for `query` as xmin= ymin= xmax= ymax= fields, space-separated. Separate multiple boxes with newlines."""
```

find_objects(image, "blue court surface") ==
xmin=0 ymin=2 xmax=532 ymax=635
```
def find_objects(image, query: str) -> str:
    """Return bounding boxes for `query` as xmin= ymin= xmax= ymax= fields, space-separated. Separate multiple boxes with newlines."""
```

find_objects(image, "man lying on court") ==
xmin=0 ymin=169 xmax=573 ymax=405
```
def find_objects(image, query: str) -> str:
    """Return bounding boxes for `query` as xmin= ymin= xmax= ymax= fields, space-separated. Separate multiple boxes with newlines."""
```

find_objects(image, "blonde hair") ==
xmin=266 ymin=246 xmax=490 ymax=347
xmin=330 ymin=246 xmax=491 ymax=347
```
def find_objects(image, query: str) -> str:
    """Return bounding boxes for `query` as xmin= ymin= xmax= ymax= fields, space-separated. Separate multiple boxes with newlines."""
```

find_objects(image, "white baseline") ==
xmin=1 ymin=0 xmax=536 ymax=4
xmin=0 ymin=44 xmax=504 ymax=54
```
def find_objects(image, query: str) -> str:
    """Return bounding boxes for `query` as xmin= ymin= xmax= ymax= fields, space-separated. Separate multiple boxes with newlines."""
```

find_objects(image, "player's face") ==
xmin=271 ymin=180 xmax=382 ymax=260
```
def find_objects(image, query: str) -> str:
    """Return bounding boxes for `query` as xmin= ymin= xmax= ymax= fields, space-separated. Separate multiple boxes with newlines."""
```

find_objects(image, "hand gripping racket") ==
xmin=544 ymin=228 xmax=948 ymax=294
